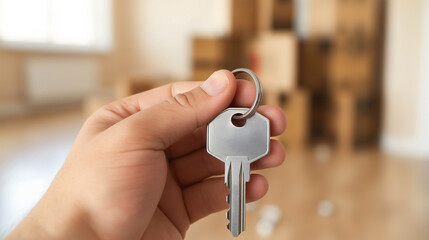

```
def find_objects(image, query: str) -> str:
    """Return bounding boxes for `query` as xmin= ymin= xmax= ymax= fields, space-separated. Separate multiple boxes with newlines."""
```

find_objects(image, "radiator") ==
xmin=25 ymin=57 xmax=99 ymax=106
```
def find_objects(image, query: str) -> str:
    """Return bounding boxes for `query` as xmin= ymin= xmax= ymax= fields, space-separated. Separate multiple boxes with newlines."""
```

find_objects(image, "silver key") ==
xmin=207 ymin=108 xmax=270 ymax=237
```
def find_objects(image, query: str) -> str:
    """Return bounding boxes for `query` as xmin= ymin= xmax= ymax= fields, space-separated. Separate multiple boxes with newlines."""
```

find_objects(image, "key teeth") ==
xmin=224 ymin=158 xmax=247 ymax=237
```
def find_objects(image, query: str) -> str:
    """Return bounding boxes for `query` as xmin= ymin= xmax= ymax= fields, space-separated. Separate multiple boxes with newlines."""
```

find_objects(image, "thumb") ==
xmin=119 ymin=70 xmax=237 ymax=150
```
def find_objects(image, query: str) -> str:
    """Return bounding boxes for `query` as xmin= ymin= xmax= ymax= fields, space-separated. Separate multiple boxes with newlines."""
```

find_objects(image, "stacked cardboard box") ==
xmin=307 ymin=0 xmax=337 ymax=39
xmin=264 ymin=90 xmax=309 ymax=149
xmin=271 ymin=0 xmax=294 ymax=30
xmin=231 ymin=0 xmax=259 ymax=37
xmin=253 ymin=32 xmax=306 ymax=148
xmin=326 ymin=0 xmax=384 ymax=151
xmin=255 ymin=0 xmax=294 ymax=33
xmin=296 ymin=39 xmax=333 ymax=145
xmin=309 ymin=91 xmax=332 ymax=143
xmin=192 ymin=37 xmax=249 ymax=82
xmin=329 ymin=0 xmax=383 ymax=91
xmin=252 ymin=32 xmax=297 ymax=93
xmin=330 ymin=90 xmax=354 ymax=152
xmin=336 ymin=0 xmax=380 ymax=37
xmin=330 ymin=89 xmax=380 ymax=151
xmin=231 ymin=0 xmax=294 ymax=36
xmin=192 ymin=0 xmax=306 ymax=149
xmin=298 ymin=39 xmax=332 ymax=92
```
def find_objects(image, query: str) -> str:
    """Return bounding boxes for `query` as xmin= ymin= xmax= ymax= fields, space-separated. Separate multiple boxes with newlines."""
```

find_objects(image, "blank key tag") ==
xmin=206 ymin=69 xmax=270 ymax=237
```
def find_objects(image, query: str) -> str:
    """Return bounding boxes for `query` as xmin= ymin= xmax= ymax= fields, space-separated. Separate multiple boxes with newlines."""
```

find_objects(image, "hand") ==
xmin=6 ymin=70 xmax=286 ymax=240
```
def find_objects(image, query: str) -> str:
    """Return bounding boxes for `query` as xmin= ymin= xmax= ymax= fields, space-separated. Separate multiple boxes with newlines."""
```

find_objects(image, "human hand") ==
xmin=6 ymin=70 xmax=286 ymax=240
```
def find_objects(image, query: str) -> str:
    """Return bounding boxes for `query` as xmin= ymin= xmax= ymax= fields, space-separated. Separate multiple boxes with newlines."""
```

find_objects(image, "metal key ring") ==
xmin=232 ymin=68 xmax=263 ymax=120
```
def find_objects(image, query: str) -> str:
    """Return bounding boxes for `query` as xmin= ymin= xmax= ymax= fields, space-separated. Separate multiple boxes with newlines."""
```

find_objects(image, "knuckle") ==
xmin=170 ymin=92 xmax=197 ymax=109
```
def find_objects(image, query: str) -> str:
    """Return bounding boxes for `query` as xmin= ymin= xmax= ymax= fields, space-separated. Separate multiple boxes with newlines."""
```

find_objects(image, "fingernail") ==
xmin=200 ymin=71 xmax=229 ymax=96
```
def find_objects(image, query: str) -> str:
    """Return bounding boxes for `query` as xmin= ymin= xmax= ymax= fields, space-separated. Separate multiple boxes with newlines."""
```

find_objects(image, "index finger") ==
xmin=86 ymin=77 xmax=256 ymax=133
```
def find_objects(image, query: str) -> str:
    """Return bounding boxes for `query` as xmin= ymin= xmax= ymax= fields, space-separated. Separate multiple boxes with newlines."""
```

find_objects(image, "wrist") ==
xmin=5 ymin=187 xmax=98 ymax=240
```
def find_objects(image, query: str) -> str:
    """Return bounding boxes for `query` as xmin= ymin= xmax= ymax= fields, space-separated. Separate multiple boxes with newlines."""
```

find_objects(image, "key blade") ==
xmin=206 ymin=108 xmax=270 ymax=236
xmin=225 ymin=157 xmax=248 ymax=237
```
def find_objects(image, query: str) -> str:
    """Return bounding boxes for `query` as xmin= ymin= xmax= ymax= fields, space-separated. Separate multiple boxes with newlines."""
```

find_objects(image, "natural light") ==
xmin=0 ymin=0 xmax=112 ymax=52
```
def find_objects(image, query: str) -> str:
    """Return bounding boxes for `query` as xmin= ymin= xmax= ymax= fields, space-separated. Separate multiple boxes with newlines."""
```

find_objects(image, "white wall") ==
xmin=417 ymin=0 xmax=429 ymax=151
xmin=136 ymin=0 xmax=230 ymax=80
xmin=382 ymin=0 xmax=429 ymax=158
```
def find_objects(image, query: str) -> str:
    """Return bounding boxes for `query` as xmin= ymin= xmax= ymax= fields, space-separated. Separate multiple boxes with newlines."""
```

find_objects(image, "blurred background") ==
xmin=1 ymin=0 xmax=429 ymax=239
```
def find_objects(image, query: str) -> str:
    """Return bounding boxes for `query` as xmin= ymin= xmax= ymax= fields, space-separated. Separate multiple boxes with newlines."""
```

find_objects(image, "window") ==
xmin=0 ymin=0 xmax=112 ymax=52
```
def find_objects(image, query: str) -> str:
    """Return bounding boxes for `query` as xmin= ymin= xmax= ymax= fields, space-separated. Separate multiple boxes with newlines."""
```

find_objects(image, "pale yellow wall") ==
xmin=382 ymin=0 xmax=429 ymax=157
xmin=383 ymin=0 xmax=422 ymax=138
xmin=0 ymin=0 xmax=147 ymax=102
xmin=0 ymin=0 xmax=231 ymax=103
xmin=137 ymin=0 xmax=230 ymax=80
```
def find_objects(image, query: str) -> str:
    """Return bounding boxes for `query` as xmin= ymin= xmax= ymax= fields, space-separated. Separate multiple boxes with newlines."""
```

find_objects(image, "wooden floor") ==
xmin=1 ymin=109 xmax=428 ymax=239
xmin=187 ymin=150 xmax=429 ymax=240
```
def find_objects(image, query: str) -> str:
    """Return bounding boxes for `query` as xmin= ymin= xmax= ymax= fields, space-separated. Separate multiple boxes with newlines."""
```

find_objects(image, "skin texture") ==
xmin=5 ymin=70 xmax=286 ymax=240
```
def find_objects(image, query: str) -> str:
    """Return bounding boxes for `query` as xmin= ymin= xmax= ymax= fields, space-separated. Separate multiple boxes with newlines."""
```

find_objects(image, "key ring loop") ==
xmin=232 ymin=68 xmax=263 ymax=120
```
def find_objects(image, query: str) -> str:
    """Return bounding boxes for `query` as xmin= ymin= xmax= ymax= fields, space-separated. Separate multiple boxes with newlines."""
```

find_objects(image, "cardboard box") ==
xmin=298 ymin=39 xmax=332 ymax=91
xmin=264 ymin=89 xmax=309 ymax=149
xmin=330 ymin=89 xmax=380 ymax=152
xmin=304 ymin=88 xmax=380 ymax=151
xmin=272 ymin=0 xmax=294 ymax=29
xmin=331 ymin=90 xmax=355 ymax=153
xmin=193 ymin=38 xmax=228 ymax=63
xmin=193 ymin=37 xmax=248 ymax=63
xmin=256 ymin=0 xmax=273 ymax=33
xmin=192 ymin=37 xmax=250 ymax=81
xmin=293 ymin=0 xmax=336 ymax=39
xmin=309 ymin=90 xmax=333 ymax=143
xmin=329 ymin=0 xmax=384 ymax=90
xmin=231 ymin=0 xmax=258 ymax=37
xmin=328 ymin=50 xmax=377 ymax=90
xmin=192 ymin=66 xmax=221 ymax=82
xmin=252 ymin=31 xmax=297 ymax=92
xmin=353 ymin=91 xmax=380 ymax=146
xmin=336 ymin=0 xmax=381 ymax=37
xmin=328 ymin=30 xmax=381 ymax=91
xmin=309 ymin=0 xmax=337 ymax=38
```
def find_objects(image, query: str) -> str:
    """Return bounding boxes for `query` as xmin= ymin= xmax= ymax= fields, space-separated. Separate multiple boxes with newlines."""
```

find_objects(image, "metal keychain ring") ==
xmin=232 ymin=68 xmax=263 ymax=120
